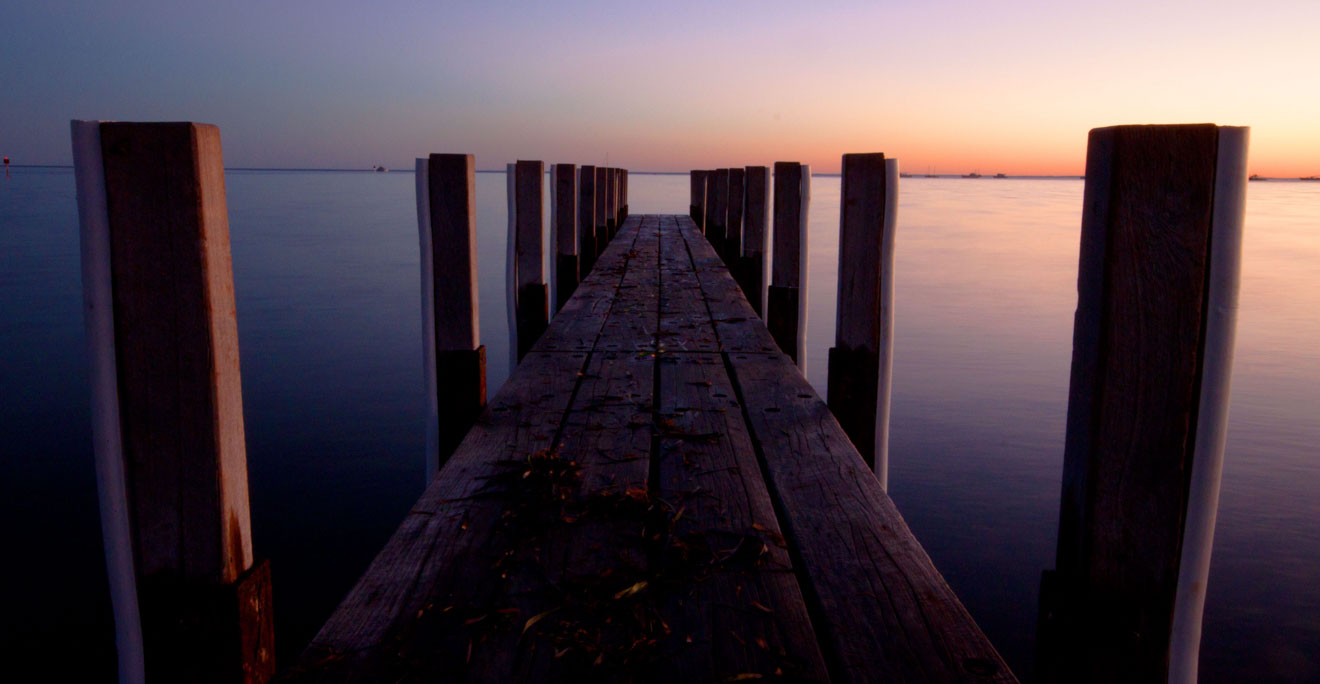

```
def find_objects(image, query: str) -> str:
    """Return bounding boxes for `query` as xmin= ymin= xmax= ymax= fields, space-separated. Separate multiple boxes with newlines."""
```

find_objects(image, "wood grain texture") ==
xmin=828 ymin=153 xmax=888 ymax=466
xmin=100 ymin=121 xmax=252 ymax=585
xmin=654 ymin=352 xmax=829 ymax=682
xmin=291 ymin=214 xmax=1015 ymax=683
xmin=514 ymin=161 xmax=547 ymax=360
xmin=771 ymin=162 xmax=805 ymax=289
xmin=707 ymin=168 xmax=730 ymax=256
xmin=579 ymin=165 xmax=597 ymax=277
xmin=740 ymin=166 xmax=770 ymax=316
xmin=726 ymin=352 xmax=1015 ymax=683
xmin=690 ymin=170 xmax=707 ymax=230
xmin=553 ymin=163 xmax=577 ymax=257
xmin=1047 ymin=124 xmax=1219 ymax=683
xmin=725 ymin=167 xmax=745 ymax=266
xmin=594 ymin=167 xmax=609 ymax=258
xmin=427 ymin=154 xmax=479 ymax=350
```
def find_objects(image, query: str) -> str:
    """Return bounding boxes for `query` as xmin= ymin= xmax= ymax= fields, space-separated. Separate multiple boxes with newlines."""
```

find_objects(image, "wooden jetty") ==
xmin=287 ymin=214 xmax=1013 ymax=682
xmin=72 ymin=121 xmax=1249 ymax=684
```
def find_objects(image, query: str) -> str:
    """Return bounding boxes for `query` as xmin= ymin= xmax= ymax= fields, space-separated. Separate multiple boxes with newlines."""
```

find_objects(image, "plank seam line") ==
xmin=719 ymin=349 xmax=846 ymax=683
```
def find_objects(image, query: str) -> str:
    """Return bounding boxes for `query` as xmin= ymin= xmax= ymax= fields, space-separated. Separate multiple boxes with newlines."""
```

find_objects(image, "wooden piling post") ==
xmin=551 ymin=163 xmax=578 ymax=313
xmin=767 ymin=161 xmax=811 ymax=371
xmin=826 ymin=153 xmax=899 ymax=483
xmin=72 ymin=120 xmax=274 ymax=683
xmin=602 ymin=167 xmax=615 ymax=241
xmin=690 ymin=170 xmax=707 ymax=231
xmin=418 ymin=154 xmax=486 ymax=479
xmin=1039 ymin=124 xmax=1249 ymax=684
xmin=508 ymin=160 xmax=548 ymax=362
xmin=620 ymin=169 xmax=628 ymax=220
xmin=708 ymin=168 xmax=730 ymax=257
xmin=594 ymin=166 xmax=608 ymax=258
xmin=579 ymin=165 xmax=597 ymax=277
xmin=726 ymin=167 xmax=746 ymax=266
xmin=739 ymin=165 xmax=770 ymax=316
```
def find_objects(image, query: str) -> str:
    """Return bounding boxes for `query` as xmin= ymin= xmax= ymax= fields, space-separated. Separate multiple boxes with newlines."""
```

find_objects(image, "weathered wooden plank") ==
xmin=532 ymin=216 xmax=643 ymax=353
xmin=1045 ymin=124 xmax=1223 ymax=683
xmin=725 ymin=352 xmax=1015 ymax=683
xmin=290 ymin=351 xmax=589 ymax=680
xmin=658 ymin=215 xmax=720 ymax=353
xmin=678 ymin=217 xmax=779 ymax=353
xmin=654 ymin=352 xmax=829 ymax=682
xmin=595 ymin=216 xmax=660 ymax=352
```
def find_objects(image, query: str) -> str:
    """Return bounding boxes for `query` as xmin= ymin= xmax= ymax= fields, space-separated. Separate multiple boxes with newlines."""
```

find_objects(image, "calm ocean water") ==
xmin=2 ymin=167 xmax=1317 ymax=681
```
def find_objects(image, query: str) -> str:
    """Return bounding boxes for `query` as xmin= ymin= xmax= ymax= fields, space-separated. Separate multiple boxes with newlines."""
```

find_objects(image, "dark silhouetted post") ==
xmin=579 ymin=165 xmax=597 ymax=277
xmin=594 ymin=166 xmax=608 ymax=259
xmin=508 ymin=160 xmax=548 ymax=363
xmin=620 ymin=169 xmax=628 ymax=220
xmin=690 ymin=170 xmax=707 ymax=232
xmin=726 ymin=167 xmax=745 ymax=266
xmin=604 ymin=167 xmax=617 ymax=241
xmin=1039 ymin=124 xmax=1249 ymax=684
xmin=418 ymin=154 xmax=486 ymax=479
xmin=826 ymin=153 xmax=899 ymax=484
xmin=767 ymin=161 xmax=811 ymax=371
xmin=708 ymin=168 xmax=730 ymax=256
xmin=740 ymin=165 xmax=770 ymax=316
xmin=73 ymin=120 xmax=274 ymax=683
xmin=551 ymin=163 xmax=578 ymax=312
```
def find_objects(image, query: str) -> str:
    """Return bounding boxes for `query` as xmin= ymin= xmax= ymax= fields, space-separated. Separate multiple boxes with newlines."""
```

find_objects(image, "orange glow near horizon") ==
xmin=5 ymin=1 xmax=1318 ymax=176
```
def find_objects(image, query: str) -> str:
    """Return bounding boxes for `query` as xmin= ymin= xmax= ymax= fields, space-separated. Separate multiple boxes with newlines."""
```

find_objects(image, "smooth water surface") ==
xmin=2 ymin=167 xmax=1316 ymax=681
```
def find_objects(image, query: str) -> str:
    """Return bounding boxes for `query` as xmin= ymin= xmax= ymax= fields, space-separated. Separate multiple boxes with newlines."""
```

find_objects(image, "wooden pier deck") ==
xmin=288 ymin=214 xmax=1013 ymax=683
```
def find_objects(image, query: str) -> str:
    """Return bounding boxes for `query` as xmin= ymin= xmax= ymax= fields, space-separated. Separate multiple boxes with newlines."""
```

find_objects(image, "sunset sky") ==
xmin=3 ymin=0 xmax=1317 ymax=175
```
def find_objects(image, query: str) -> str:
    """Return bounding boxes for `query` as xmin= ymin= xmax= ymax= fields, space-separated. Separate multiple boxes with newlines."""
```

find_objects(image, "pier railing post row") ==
xmin=551 ymin=163 xmax=578 ymax=313
xmin=826 ymin=153 xmax=899 ymax=483
xmin=725 ymin=167 xmax=745 ymax=266
xmin=507 ymin=160 xmax=549 ymax=363
xmin=72 ymin=120 xmax=274 ymax=683
xmin=767 ymin=161 xmax=811 ymax=371
xmin=738 ymin=165 xmax=770 ymax=317
xmin=418 ymin=154 xmax=485 ymax=478
xmin=689 ymin=169 xmax=707 ymax=232
xmin=1038 ymin=124 xmax=1249 ymax=684
xmin=594 ymin=166 xmax=608 ymax=260
xmin=708 ymin=168 xmax=730 ymax=258
xmin=578 ymin=165 xmax=597 ymax=277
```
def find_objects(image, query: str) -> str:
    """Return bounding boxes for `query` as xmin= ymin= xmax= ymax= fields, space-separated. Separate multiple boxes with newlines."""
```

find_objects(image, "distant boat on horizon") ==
xmin=1301 ymin=175 xmax=1319 ymax=181
xmin=1250 ymin=174 xmax=1265 ymax=181
xmin=994 ymin=173 xmax=1007 ymax=178
xmin=373 ymin=165 xmax=388 ymax=173
xmin=962 ymin=171 xmax=982 ymax=178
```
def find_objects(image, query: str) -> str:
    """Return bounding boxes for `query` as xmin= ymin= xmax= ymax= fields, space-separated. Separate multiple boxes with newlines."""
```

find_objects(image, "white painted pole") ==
xmin=873 ymin=157 xmax=900 ymax=488
xmin=1168 ymin=126 xmax=1249 ymax=684
xmin=72 ymin=119 xmax=146 ymax=684
xmin=416 ymin=158 xmax=440 ymax=481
